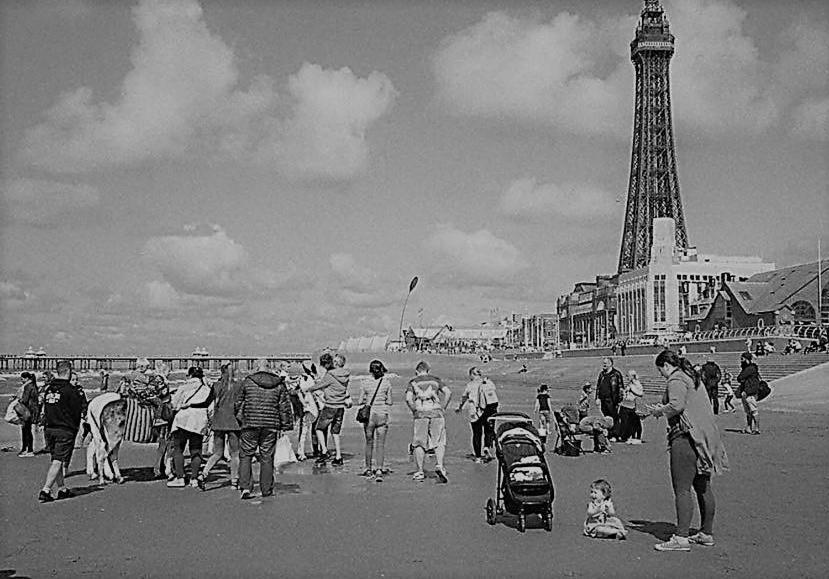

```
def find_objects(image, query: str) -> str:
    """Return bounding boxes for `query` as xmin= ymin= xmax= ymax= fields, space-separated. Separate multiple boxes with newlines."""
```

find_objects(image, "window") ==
xmin=739 ymin=291 xmax=752 ymax=301
xmin=791 ymin=300 xmax=816 ymax=323
xmin=653 ymin=274 xmax=666 ymax=323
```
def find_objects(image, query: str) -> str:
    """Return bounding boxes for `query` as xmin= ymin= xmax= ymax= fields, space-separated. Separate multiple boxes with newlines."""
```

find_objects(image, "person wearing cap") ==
xmin=200 ymin=363 xmax=242 ymax=489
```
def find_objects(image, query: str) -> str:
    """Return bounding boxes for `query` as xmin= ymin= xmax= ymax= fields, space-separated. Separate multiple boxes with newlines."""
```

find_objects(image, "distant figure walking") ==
xmin=235 ymin=359 xmax=293 ymax=499
xmin=736 ymin=352 xmax=762 ymax=435
xmin=700 ymin=358 xmax=722 ymax=415
xmin=17 ymin=372 xmax=39 ymax=457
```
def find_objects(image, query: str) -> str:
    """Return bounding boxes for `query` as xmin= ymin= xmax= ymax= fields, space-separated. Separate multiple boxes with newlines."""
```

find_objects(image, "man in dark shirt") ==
xmin=700 ymin=358 xmax=722 ymax=415
xmin=39 ymin=360 xmax=84 ymax=502
xmin=595 ymin=357 xmax=624 ymax=440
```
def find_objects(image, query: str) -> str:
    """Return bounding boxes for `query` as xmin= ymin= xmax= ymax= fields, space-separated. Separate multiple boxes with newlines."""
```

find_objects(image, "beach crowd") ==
xmin=8 ymin=347 xmax=774 ymax=551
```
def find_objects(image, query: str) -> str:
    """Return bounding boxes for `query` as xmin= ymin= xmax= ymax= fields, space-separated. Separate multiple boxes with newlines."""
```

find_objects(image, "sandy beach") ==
xmin=1 ymin=354 xmax=827 ymax=578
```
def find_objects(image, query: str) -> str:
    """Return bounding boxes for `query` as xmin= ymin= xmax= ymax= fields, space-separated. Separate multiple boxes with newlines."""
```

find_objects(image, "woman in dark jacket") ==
xmin=736 ymin=352 xmax=761 ymax=435
xmin=200 ymin=363 xmax=242 ymax=489
xmin=17 ymin=372 xmax=40 ymax=457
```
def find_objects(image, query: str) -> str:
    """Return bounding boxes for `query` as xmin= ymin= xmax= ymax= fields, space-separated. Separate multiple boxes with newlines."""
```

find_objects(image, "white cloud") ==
xmin=263 ymin=64 xmax=397 ymax=181
xmin=499 ymin=178 xmax=616 ymax=220
xmin=2 ymin=178 xmax=100 ymax=225
xmin=143 ymin=224 xmax=278 ymax=298
xmin=433 ymin=1 xmax=829 ymax=139
xmin=425 ymin=224 xmax=528 ymax=286
xmin=433 ymin=11 xmax=630 ymax=136
xmin=791 ymin=97 xmax=829 ymax=141
xmin=20 ymin=0 xmax=395 ymax=181
xmin=328 ymin=253 xmax=397 ymax=309
xmin=144 ymin=280 xmax=182 ymax=310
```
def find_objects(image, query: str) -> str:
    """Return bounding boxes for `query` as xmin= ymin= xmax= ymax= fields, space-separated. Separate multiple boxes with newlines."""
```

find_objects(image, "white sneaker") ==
xmin=654 ymin=535 xmax=691 ymax=552
xmin=166 ymin=478 xmax=185 ymax=488
xmin=628 ymin=439 xmax=643 ymax=445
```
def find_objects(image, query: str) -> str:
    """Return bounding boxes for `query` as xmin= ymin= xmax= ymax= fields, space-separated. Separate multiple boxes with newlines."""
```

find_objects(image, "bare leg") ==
xmin=332 ymin=433 xmax=342 ymax=460
xmin=414 ymin=446 xmax=425 ymax=472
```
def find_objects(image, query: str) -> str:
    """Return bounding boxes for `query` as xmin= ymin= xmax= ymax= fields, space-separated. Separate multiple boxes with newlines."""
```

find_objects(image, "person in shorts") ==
xmin=39 ymin=360 xmax=85 ymax=502
xmin=303 ymin=353 xmax=352 ymax=466
xmin=405 ymin=361 xmax=452 ymax=483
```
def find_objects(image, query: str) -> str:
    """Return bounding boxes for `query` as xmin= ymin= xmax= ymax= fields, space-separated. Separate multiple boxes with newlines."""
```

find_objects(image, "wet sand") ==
xmin=2 ymin=356 xmax=828 ymax=578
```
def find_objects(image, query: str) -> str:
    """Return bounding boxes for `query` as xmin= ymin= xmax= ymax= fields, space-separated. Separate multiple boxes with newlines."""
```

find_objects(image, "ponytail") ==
xmin=655 ymin=349 xmax=701 ymax=389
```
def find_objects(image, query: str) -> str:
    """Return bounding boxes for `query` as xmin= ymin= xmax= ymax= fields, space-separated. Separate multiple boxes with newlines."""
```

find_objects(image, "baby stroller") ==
xmin=553 ymin=409 xmax=582 ymax=457
xmin=485 ymin=412 xmax=555 ymax=532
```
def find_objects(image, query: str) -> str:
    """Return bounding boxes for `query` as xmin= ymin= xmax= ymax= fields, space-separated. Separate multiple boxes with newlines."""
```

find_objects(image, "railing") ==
xmin=565 ymin=324 xmax=826 ymax=350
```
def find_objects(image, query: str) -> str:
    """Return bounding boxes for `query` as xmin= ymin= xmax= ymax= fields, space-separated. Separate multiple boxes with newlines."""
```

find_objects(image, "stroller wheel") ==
xmin=518 ymin=514 xmax=526 ymax=533
xmin=486 ymin=498 xmax=496 ymax=525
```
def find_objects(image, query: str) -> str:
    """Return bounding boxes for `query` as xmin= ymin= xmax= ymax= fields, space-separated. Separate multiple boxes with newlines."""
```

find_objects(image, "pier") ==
xmin=0 ymin=354 xmax=312 ymax=373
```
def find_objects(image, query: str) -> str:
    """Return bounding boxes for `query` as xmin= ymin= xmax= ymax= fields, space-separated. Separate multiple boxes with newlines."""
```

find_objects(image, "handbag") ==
xmin=356 ymin=378 xmax=383 ymax=424
xmin=5 ymin=399 xmax=23 ymax=425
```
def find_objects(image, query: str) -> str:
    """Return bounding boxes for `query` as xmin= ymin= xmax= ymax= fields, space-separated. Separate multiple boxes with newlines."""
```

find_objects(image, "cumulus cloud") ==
xmin=425 ymin=224 xmax=528 ymax=286
xmin=791 ymin=98 xmax=829 ymax=141
xmin=264 ymin=64 xmax=397 ymax=181
xmin=433 ymin=0 xmax=829 ymax=139
xmin=2 ymin=178 xmax=100 ymax=225
xmin=143 ymin=224 xmax=278 ymax=298
xmin=433 ymin=11 xmax=630 ymax=136
xmin=499 ymin=178 xmax=616 ymax=220
xmin=328 ymin=253 xmax=397 ymax=309
xmin=20 ymin=0 xmax=395 ymax=181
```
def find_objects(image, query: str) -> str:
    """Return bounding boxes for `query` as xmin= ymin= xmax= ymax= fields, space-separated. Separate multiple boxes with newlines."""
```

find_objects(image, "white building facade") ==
xmin=617 ymin=218 xmax=775 ymax=337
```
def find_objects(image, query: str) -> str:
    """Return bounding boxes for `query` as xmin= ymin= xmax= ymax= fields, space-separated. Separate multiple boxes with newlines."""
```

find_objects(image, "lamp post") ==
xmin=398 ymin=276 xmax=419 ymax=349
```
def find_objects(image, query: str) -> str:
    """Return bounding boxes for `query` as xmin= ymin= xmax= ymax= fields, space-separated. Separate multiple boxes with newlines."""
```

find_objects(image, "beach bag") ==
xmin=357 ymin=379 xmax=382 ymax=424
xmin=756 ymin=380 xmax=771 ymax=402
xmin=561 ymin=439 xmax=581 ymax=457
xmin=274 ymin=434 xmax=297 ymax=465
xmin=5 ymin=399 xmax=24 ymax=425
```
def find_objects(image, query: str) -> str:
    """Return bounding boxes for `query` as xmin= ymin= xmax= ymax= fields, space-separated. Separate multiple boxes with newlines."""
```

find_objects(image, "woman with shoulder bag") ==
xmin=17 ymin=372 xmax=40 ymax=457
xmin=168 ymin=367 xmax=214 ymax=489
xmin=456 ymin=367 xmax=498 ymax=462
xmin=357 ymin=360 xmax=393 ymax=481
xmin=647 ymin=349 xmax=728 ymax=552
xmin=619 ymin=369 xmax=644 ymax=444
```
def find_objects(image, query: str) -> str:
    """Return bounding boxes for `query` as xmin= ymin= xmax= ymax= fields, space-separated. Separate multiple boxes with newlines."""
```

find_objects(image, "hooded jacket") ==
xmin=305 ymin=368 xmax=351 ymax=409
xmin=736 ymin=363 xmax=761 ymax=397
xmin=234 ymin=371 xmax=293 ymax=430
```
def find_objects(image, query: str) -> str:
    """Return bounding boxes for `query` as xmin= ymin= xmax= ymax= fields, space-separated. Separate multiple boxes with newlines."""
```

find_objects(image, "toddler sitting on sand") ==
xmin=584 ymin=479 xmax=628 ymax=540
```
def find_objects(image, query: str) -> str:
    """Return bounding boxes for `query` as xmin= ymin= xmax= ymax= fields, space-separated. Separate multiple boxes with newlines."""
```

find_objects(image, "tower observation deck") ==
xmin=618 ymin=0 xmax=688 ymax=273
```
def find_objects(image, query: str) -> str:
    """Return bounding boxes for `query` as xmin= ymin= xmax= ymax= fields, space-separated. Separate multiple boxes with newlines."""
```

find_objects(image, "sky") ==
xmin=1 ymin=0 xmax=827 ymax=356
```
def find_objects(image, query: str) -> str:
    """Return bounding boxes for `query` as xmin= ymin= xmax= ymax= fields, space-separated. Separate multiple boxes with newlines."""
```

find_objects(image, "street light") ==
xmin=398 ymin=276 xmax=419 ymax=348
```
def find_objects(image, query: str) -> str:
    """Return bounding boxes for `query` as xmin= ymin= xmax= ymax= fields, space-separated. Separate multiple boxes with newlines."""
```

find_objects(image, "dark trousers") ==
xmin=618 ymin=406 xmax=642 ymax=441
xmin=670 ymin=435 xmax=715 ymax=536
xmin=239 ymin=428 xmax=278 ymax=495
xmin=21 ymin=420 xmax=34 ymax=452
xmin=172 ymin=430 xmax=203 ymax=479
xmin=599 ymin=398 xmax=619 ymax=437
xmin=707 ymin=389 xmax=719 ymax=415
xmin=470 ymin=403 xmax=499 ymax=457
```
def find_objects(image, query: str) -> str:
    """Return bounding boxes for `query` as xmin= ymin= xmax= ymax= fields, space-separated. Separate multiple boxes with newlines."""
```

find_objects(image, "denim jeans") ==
xmin=172 ymin=430 xmax=203 ymax=479
xmin=239 ymin=428 xmax=278 ymax=495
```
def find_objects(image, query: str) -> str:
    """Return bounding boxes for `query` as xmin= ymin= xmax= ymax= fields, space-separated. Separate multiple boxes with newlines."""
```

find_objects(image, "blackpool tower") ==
xmin=618 ymin=0 xmax=688 ymax=273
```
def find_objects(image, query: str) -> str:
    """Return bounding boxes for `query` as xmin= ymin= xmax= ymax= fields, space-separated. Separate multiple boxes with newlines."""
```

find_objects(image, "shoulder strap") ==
xmin=367 ymin=378 xmax=383 ymax=407
xmin=181 ymin=380 xmax=205 ymax=407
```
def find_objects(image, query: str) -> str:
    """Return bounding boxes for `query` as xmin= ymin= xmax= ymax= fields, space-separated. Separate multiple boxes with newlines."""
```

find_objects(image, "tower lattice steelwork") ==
xmin=618 ymin=0 xmax=688 ymax=273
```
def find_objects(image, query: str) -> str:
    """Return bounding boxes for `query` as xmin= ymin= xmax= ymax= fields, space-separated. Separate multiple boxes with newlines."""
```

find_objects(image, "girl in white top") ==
xmin=620 ymin=370 xmax=644 ymax=444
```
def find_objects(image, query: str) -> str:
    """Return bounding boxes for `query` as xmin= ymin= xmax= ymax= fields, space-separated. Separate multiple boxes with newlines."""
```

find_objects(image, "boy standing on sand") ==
xmin=406 ymin=361 xmax=452 ymax=483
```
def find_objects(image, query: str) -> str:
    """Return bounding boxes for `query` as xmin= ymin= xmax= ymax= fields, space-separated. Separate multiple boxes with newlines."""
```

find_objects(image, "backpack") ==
xmin=756 ymin=380 xmax=771 ymax=402
xmin=478 ymin=379 xmax=498 ymax=407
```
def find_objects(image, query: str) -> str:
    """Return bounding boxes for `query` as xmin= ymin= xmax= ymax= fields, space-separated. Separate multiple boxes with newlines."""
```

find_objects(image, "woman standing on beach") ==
xmin=17 ymin=372 xmax=39 ymax=457
xmin=119 ymin=358 xmax=164 ymax=444
xmin=618 ymin=369 xmax=643 ymax=444
xmin=168 ymin=367 xmax=214 ymax=489
xmin=648 ymin=349 xmax=727 ymax=552
xmin=456 ymin=367 xmax=499 ymax=462
xmin=200 ymin=363 xmax=241 ymax=488
xmin=357 ymin=360 xmax=393 ymax=481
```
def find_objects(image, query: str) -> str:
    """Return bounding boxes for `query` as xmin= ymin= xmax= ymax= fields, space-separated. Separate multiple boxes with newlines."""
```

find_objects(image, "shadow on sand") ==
xmin=627 ymin=520 xmax=676 ymax=541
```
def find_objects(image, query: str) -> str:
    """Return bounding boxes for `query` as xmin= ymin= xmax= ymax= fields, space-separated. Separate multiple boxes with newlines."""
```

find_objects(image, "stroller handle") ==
xmin=487 ymin=411 xmax=533 ymax=424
